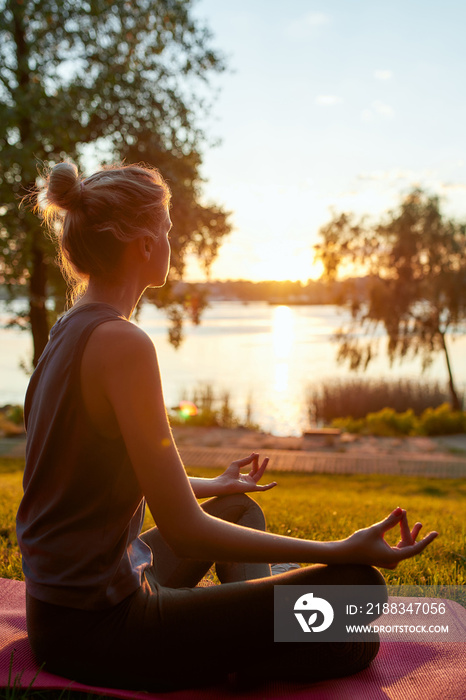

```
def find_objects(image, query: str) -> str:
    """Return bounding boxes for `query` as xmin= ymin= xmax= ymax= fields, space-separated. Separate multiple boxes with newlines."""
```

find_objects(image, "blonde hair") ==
xmin=40 ymin=161 xmax=171 ymax=301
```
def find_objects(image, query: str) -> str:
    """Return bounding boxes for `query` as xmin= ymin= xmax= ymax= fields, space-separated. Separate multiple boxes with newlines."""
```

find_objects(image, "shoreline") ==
xmin=2 ymin=426 xmax=466 ymax=464
xmin=171 ymin=426 xmax=466 ymax=462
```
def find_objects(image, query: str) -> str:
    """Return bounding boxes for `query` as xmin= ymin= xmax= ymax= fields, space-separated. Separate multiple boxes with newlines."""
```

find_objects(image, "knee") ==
xmin=329 ymin=563 xmax=386 ymax=588
xmin=203 ymin=493 xmax=266 ymax=530
xmin=217 ymin=493 xmax=254 ymax=508
xmin=304 ymin=564 xmax=387 ymax=602
xmin=222 ymin=493 xmax=265 ymax=523
xmin=350 ymin=564 xmax=386 ymax=588
xmin=239 ymin=494 xmax=267 ymax=529
xmin=338 ymin=564 xmax=387 ymax=603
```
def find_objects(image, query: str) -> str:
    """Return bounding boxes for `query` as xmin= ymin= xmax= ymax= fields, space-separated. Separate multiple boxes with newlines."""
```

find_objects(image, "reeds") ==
xmin=169 ymin=383 xmax=259 ymax=430
xmin=308 ymin=378 xmax=452 ymax=424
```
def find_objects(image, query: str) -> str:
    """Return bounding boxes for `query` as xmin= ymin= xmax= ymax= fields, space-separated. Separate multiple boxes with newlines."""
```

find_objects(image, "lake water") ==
xmin=1 ymin=300 xmax=465 ymax=436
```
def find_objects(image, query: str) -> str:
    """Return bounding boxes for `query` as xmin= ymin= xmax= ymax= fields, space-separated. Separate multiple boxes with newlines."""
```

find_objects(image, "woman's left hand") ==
xmin=215 ymin=453 xmax=277 ymax=494
xmin=340 ymin=508 xmax=438 ymax=569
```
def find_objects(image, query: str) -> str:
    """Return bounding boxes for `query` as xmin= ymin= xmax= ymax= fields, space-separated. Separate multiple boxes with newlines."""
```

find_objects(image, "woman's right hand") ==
xmin=338 ymin=507 xmax=438 ymax=569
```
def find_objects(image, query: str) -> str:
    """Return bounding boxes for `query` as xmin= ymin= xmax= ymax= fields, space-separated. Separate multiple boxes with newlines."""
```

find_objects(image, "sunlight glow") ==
xmin=179 ymin=401 xmax=198 ymax=418
xmin=253 ymin=243 xmax=318 ymax=282
xmin=274 ymin=361 xmax=289 ymax=393
xmin=272 ymin=306 xmax=294 ymax=393
xmin=272 ymin=306 xmax=294 ymax=359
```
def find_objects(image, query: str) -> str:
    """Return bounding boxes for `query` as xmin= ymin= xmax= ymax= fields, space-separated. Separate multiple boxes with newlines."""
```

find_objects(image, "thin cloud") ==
xmin=360 ymin=101 xmax=394 ymax=121
xmin=372 ymin=100 xmax=395 ymax=118
xmin=357 ymin=169 xmax=435 ymax=182
xmin=315 ymin=95 xmax=342 ymax=106
xmin=286 ymin=11 xmax=331 ymax=38
xmin=302 ymin=11 xmax=330 ymax=26
xmin=374 ymin=70 xmax=393 ymax=80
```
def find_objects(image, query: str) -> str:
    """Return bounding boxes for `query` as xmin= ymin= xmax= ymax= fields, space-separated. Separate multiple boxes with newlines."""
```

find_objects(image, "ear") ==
xmin=139 ymin=235 xmax=153 ymax=260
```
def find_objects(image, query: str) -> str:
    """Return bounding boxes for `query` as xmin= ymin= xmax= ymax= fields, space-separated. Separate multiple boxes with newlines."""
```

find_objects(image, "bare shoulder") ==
xmin=81 ymin=319 xmax=164 ymax=437
xmin=86 ymin=319 xmax=157 ymax=368
xmin=92 ymin=318 xmax=152 ymax=343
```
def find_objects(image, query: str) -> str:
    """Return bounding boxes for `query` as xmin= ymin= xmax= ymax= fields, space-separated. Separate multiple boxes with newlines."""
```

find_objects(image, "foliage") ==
xmin=330 ymin=415 xmax=366 ymax=434
xmin=315 ymin=189 xmax=466 ymax=410
xmin=332 ymin=403 xmax=466 ymax=437
xmin=4 ymin=405 xmax=24 ymax=426
xmin=0 ymin=0 xmax=231 ymax=366
xmin=0 ymin=405 xmax=25 ymax=437
xmin=143 ymin=282 xmax=211 ymax=349
xmin=169 ymin=384 xmax=260 ymax=430
xmin=365 ymin=408 xmax=417 ymax=437
xmin=308 ymin=377 xmax=451 ymax=424
xmin=332 ymin=410 xmax=416 ymax=437
xmin=419 ymin=403 xmax=466 ymax=436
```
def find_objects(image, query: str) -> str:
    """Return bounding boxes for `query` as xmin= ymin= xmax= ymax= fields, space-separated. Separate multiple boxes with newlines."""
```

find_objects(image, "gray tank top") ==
xmin=16 ymin=303 xmax=152 ymax=610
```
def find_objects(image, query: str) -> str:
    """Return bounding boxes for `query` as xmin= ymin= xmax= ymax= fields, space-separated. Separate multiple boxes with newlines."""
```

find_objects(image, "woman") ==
xmin=17 ymin=162 xmax=438 ymax=692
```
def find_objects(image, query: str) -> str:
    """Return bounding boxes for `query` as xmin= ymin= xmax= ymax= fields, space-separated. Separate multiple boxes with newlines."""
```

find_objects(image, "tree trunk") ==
xmin=440 ymin=332 xmax=461 ymax=411
xmin=29 ymin=237 xmax=49 ymax=367
xmin=12 ymin=2 xmax=49 ymax=366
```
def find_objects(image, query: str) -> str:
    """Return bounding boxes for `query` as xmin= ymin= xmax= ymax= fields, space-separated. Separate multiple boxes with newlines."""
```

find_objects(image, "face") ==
xmin=150 ymin=207 xmax=172 ymax=287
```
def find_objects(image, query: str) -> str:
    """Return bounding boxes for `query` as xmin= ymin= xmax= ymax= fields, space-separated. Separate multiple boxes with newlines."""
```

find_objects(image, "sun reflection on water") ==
xmin=272 ymin=305 xmax=294 ymax=392
xmin=272 ymin=305 xmax=294 ymax=359
xmin=274 ymin=361 xmax=289 ymax=393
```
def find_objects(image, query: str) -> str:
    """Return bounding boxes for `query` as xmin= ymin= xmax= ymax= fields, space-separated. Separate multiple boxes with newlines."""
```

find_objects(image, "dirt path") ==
xmin=172 ymin=425 xmax=466 ymax=457
xmin=2 ymin=428 xmax=465 ymax=478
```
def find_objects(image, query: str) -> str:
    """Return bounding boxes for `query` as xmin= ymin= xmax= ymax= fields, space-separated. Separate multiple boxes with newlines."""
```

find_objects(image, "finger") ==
xmin=378 ymin=507 xmax=403 ymax=533
xmin=253 ymin=457 xmax=270 ymax=482
xmin=397 ymin=532 xmax=439 ymax=560
xmin=248 ymin=453 xmax=259 ymax=477
xmin=231 ymin=453 xmax=256 ymax=470
xmin=411 ymin=522 xmax=423 ymax=542
xmin=254 ymin=481 xmax=278 ymax=492
xmin=399 ymin=510 xmax=413 ymax=545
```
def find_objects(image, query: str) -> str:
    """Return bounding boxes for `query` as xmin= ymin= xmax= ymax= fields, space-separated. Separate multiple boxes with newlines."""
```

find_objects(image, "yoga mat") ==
xmin=1 ymin=578 xmax=465 ymax=699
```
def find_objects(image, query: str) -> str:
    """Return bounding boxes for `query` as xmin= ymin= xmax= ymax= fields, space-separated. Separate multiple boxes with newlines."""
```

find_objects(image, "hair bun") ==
xmin=47 ymin=162 xmax=82 ymax=212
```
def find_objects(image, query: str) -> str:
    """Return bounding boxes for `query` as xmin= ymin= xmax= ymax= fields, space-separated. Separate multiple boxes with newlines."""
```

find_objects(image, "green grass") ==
xmin=185 ymin=467 xmax=465 ymax=589
xmin=2 ymin=459 xmax=465 ymax=587
xmin=1 ymin=458 xmax=464 ymax=698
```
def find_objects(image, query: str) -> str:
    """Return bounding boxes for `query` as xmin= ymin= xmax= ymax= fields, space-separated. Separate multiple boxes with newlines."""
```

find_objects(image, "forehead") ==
xmin=161 ymin=206 xmax=172 ymax=227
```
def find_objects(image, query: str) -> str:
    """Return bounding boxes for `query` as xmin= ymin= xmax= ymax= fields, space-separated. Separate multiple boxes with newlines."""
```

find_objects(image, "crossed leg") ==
xmin=133 ymin=494 xmax=386 ymax=690
xmin=27 ymin=494 xmax=386 ymax=691
xmin=140 ymin=493 xmax=272 ymax=586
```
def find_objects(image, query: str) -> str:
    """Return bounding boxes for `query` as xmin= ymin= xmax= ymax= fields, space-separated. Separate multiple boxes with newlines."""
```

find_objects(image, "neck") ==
xmin=75 ymin=278 xmax=146 ymax=319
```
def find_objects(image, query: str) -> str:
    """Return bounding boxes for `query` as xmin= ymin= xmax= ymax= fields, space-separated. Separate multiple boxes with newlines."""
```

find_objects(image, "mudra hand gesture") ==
xmin=216 ymin=453 xmax=277 ymax=494
xmin=341 ymin=507 xmax=438 ymax=569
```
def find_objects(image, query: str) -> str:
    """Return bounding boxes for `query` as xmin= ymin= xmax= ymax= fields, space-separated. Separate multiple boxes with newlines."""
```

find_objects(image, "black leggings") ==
xmin=26 ymin=494 xmax=386 ymax=691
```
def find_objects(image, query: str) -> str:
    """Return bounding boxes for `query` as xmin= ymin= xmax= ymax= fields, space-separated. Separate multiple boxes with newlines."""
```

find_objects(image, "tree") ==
xmin=0 ymin=0 xmax=231 ymax=366
xmin=315 ymin=189 xmax=466 ymax=410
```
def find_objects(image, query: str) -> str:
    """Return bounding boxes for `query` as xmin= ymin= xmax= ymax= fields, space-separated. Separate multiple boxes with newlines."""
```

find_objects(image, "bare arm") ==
xmin=94 ymin=322 xmax=437 ymax=568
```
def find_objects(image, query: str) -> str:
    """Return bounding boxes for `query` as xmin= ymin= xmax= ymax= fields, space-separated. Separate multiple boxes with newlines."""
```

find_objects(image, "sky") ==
xmin=182 ymin=0 xmax=466 ymax=282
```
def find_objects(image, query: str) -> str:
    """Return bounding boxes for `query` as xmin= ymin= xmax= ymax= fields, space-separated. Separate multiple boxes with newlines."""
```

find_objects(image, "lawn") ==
xmin=0 ymin=458 xmax=464 ymax=699
xmin=2 ymin=458 xmax=464 ymax=587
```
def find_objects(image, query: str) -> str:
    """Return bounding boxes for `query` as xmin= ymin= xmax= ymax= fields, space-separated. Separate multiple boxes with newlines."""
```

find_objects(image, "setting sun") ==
xmin=249 ymin=244 xmax=324 ymax=282
xmin=185 ymin=244 xmax=324 ymax=283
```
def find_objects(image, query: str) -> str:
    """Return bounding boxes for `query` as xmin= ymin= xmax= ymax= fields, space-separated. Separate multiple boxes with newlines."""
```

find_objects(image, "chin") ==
xmin=149 ymin=277 xmax=168 ymax=289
